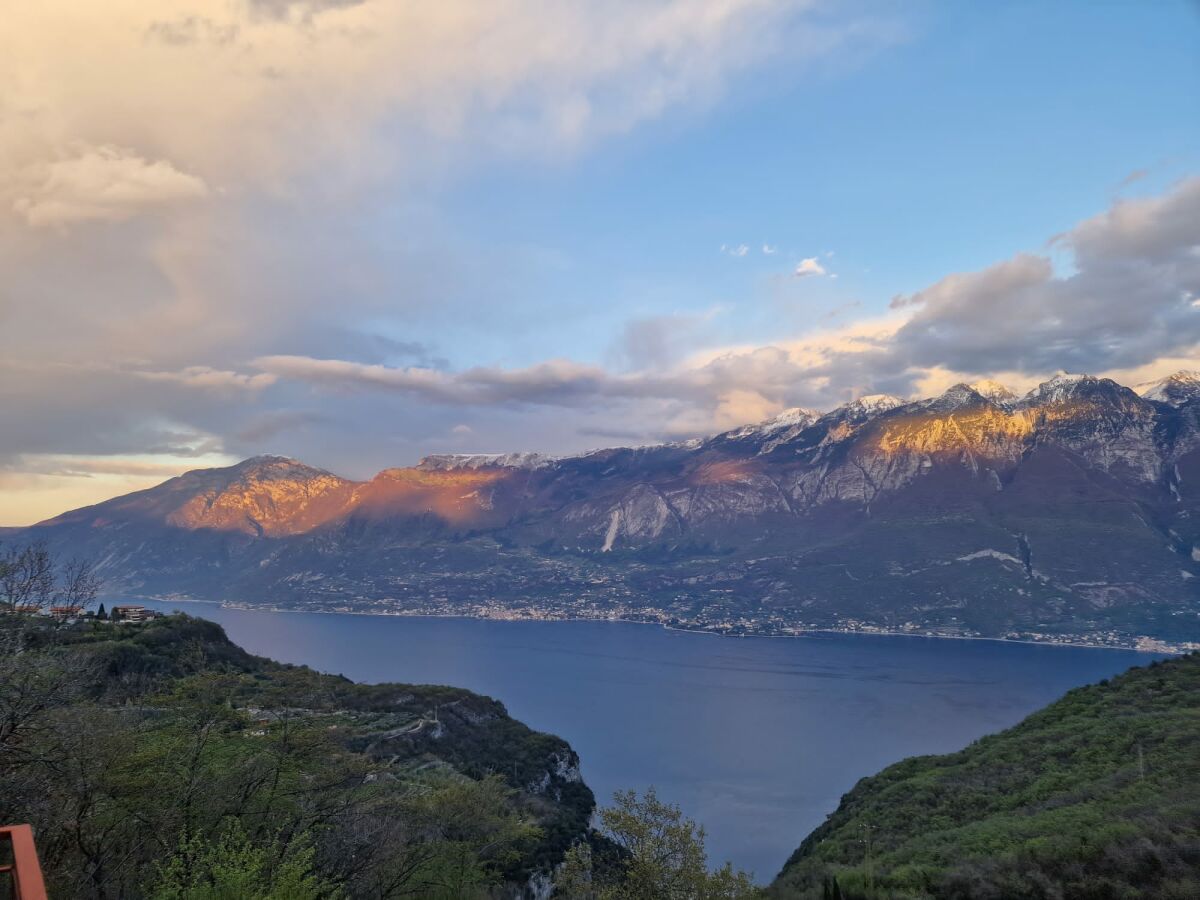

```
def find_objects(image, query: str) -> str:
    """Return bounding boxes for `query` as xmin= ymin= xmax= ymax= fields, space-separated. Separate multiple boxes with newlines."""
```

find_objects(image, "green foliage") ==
xmin=770 ymin=653 xmax=1200 ymax=899
xmin=149 ymin=820 xmax=335 ymax=900
xmin=0 ymin=613 xmax=593 ymax=898
xmin=555 ymin=787 xmax=761 ymax=899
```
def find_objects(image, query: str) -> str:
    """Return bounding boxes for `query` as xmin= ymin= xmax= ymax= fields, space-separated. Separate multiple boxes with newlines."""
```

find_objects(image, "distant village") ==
xmin=47 ymin=602 xmax=164 ymax=625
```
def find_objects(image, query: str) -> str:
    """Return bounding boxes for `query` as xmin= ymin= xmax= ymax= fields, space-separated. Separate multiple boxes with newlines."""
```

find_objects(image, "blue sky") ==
xmin=410 ymin=0 xmax=1199 ymax=369
xmin=2 ymin=0 xmax=1198 ymax=523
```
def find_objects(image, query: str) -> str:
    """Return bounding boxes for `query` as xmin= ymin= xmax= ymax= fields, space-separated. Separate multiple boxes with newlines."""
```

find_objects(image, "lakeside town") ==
xmin=115 ymin=591 xmax=1200 ymax=655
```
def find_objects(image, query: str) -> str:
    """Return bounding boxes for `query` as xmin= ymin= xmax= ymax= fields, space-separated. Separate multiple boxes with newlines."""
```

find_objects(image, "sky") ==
xmin=2 ymin=0 xmax=1199 ymax=525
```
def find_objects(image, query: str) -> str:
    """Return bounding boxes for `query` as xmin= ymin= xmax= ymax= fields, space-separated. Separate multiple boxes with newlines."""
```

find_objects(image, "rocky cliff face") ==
xmin=18 ymin=372 xmax=1200 ymax=642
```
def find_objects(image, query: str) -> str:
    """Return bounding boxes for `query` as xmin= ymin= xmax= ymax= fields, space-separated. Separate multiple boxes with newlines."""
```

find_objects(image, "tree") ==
xmin=148 ymin=820 xmax=336 ymax=900
xmin=96 ymin=603 xmax=108 ymax=621
xmin=555 ymin=788 xmax=761 ymax=899
xmin=0 ymin=543 xmax=101 ymax=615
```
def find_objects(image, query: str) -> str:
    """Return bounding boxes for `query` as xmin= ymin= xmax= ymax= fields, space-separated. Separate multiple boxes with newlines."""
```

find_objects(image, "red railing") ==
xmin=0 ymin=826 xmax=47 ymax=900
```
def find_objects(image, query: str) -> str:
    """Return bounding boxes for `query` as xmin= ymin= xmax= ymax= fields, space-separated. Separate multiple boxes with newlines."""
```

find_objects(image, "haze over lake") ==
xmin=142 ymin=601 xmax=1161 ymax=880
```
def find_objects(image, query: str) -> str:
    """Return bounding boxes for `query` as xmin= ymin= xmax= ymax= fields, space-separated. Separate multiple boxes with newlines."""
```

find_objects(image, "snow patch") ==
xmin=418 ymin=452 xmax=554 ymax=471
xmin=1022 ymin=372 xmax=1095 ymax=405
xmin=969 ymin=379 xmax=1017 ymax=403
xmin=1136 ymin=370 xmax=1200 ymax=406
xmin=957 ymin=549 xmax=1024 ymax=566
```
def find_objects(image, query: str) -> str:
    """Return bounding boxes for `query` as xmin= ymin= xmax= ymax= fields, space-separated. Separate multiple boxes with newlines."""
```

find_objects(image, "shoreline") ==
xmin=125 ymin=597 xmax=1186 ymax=655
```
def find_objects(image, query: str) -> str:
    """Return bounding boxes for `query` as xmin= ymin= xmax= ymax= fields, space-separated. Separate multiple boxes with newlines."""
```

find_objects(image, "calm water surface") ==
xmin=140 ymin=601 xmax=1161 ymax=881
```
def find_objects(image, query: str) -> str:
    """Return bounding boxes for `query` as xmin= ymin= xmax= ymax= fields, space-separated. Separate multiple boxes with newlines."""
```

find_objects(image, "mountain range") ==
xmin=15 ymin=371 xmax=1200 ymax=645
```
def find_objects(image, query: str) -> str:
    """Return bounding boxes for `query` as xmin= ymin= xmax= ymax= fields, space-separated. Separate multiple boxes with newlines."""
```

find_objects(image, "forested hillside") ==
xmin=0 ymin=613 xmax=593 ymax=898
xmin=770 ymin=653 xmax=1200 ymax=899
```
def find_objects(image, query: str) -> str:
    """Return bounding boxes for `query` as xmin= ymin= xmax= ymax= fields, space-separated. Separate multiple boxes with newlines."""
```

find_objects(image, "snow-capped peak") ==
xmin=840 ymin=396 xmax=902 ymax=417
xmin=1136 ymin=370 xmax=1200 ymax=406
xmin=817 ymin=394 xmax=905 ymax=425
xmin=724 ymin=407 xmax=819 ymax=439
xmin=765 ymin=407 xmax=820 ymax=429
xmin=417 ymin=452 xmax=554 ymax=471
xmin=849 ymin=394 xmax=904 ymax=413
xmin=917 ymin=383 xmax=995 ymax=411
xmin=1023 ymin=372 xmax=1097 ymax=404
xmin=968 ymin=379 xmax=1017 ymax=403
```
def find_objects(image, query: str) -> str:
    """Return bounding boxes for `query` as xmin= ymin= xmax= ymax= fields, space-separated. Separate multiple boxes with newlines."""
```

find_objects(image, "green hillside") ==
xmin=0 ymin=613 xmax=593 ymax=898
xmin=770 ymin=653 xmax=1200 ymax=899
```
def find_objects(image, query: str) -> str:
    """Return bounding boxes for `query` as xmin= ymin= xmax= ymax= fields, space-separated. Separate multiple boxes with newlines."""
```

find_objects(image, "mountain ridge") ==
xmin=15 ymin=371 xmax=1200 ymax=645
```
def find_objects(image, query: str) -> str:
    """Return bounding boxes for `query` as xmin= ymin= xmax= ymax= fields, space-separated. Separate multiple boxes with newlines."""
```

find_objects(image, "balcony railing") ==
xmin=0 ymin=826 xmax=47 ymax=900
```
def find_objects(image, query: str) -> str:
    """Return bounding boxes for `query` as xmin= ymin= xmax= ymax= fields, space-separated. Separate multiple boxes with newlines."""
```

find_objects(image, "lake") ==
xmin=138 ymin=601 xmax=1162 ymax=881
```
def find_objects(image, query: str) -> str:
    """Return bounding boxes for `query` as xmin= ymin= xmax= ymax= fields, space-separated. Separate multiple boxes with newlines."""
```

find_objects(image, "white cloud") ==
xmin=133 ymin=366 xmax=277 ymax=391
xmin=254 ymin=178 xmax=1200 ymax=431
xmin=794 ymin=256 xmax=827 ymax=277
xmin=0 ymin=0 xmax=905 ymax=522
xmin=762 ymin=244 xmax=777 ymax=254
xmin=11 ymin=145 xmax=208 ymax=229
xmin=2 ymin=0 xmax=870 ymax=214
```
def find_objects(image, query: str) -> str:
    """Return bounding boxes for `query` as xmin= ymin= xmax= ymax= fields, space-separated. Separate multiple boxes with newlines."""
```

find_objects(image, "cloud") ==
xmin=133 ymin=366 xmax=277 ymax=391
xmin=144 ymin=17 xmax=240 ymax=47
xmin=0 ymin=1 xmax=905 ymax=523
xmin=11 ymin=145 xmax=208 ymax=228
xmin=1118 ymin=168 xmax=1150 ymax=191
xmin=762 ymin=244 xmax=777 ymax=254
xmin=252 ymin=354 xmax=625 ymax=407
xmin=251 ymin=326 xmax=888 ymax=420
xmin=254 ymin=178 xmax=1200 ymax=430
xmin=5 ymin=0 xmax=1195 ymax=527
xmin=244 ymin=0 xmax=368 ymax=23
xmin=794 ymin=256 xmax=827 ymax=277
xmin=885 ymin=177 xmax=1200 ymax=377
xmin=608 ymin=310 xmax=720 ymax=371
xmin=3 ymin=0 xmax=863 ymax=211
xmin=2 ymin=455 xmax=213 ymax=480
xmin=234 ymin=410 xmax=327 ymax=442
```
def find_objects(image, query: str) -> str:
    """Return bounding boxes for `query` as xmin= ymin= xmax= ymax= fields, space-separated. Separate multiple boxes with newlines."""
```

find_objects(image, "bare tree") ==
xmin=0 ymin=543 xmax=101 ymax=615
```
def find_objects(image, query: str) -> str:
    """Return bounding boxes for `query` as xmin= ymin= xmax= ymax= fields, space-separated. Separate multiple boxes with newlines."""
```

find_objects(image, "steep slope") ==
xmin=6 ymin=614 xmax=593 ymax=897
xmin=14 ymin=372 xmax=1200 ymax=643
xmin=1137 ymin=370 xmax=1200 ymax=406
xmin=769 ymin=652 xmax=1200 ymax=899
xmin=40 ymin=455 xmax=359 ymax=536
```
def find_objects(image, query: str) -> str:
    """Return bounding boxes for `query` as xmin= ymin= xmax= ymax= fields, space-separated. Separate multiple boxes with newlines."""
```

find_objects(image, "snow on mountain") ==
xmin=847 ymin=394 xmax=904 ymax=415
xmin=724 ymin=407 xmax=819 ymax=440
xmin=417 ymin=452 xmax=555 ymax=471
xmin=918 ymin=384 xmax=991 ymax=411
xmin=968 ymin=379 xmax=1017 ymax=404
xmin=813 ymin=394 xmax=905 ymax=424
xmin=705 ymin=406 xmax=826 ymax=456
xmin=1136 ymin=371 xmax=1200 ymax=406
xmin=21 ymin=365 xmax=1200 ymax=643
xmin=1021 ymin=372 xmax=1096 ymax=404
xmin=761 ymin=407 xmax=821 ymax=430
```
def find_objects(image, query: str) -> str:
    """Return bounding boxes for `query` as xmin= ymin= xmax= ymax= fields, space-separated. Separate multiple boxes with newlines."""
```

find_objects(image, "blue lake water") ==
xmin=139 ymin=601 xmax=1162 ymax=881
